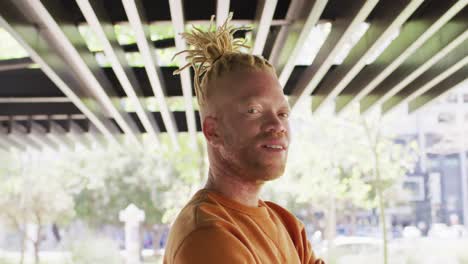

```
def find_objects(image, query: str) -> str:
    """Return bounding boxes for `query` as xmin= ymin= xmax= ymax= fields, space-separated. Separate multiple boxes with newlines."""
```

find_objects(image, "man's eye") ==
xmin=279 ymin=113 xmax=289 ymax=118
xmin=247 ymin=108 xmax=259 ymax=114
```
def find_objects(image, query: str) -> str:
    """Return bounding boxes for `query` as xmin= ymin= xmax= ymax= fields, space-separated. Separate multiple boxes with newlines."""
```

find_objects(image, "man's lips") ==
xmin=259 ymin=140 xmax=288 ymax=151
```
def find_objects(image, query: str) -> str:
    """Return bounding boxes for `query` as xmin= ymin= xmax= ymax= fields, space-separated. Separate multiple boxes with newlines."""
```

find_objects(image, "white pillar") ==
xmin=456 ymin=93 xmax=468 ymax=226
xmin=119 ymin=204 xmax=145 ymax=264
xmin=25 ymin=223 xmax=38 ymax=264
xmin=416 ymin=111 xmax=427 ymax=173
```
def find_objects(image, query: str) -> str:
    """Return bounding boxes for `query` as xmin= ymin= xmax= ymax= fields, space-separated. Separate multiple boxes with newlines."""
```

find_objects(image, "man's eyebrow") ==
xmin=239 ymin=97 xmax=290 ymax=110
xmin=240 ymin=96 xmax=263 ymax=103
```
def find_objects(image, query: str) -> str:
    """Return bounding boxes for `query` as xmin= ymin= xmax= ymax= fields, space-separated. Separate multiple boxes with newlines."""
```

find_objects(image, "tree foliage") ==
xmin=263 ymin=101 xmax=418 ymax=241
xmin=71 ymin=133 xmax=205 ymax=226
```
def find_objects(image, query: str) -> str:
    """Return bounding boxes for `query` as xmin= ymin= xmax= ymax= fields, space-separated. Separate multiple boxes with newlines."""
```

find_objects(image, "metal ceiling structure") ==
xmin=0 ymin=0 xmax=466 ymax=152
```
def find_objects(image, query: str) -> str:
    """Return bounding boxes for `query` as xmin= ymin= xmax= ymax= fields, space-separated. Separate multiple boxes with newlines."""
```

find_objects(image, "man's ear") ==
xmin=202 ymin=116 xmax=222 ymax=147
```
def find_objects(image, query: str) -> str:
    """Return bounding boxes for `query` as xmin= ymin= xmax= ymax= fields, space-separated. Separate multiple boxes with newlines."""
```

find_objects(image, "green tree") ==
xmin=0 ymin=150 xmax=78 ymax=264
xmin=264 ymin=101 xmax=418 ymax=263
xmin=70 ymin=134 xmax=205 ymax=250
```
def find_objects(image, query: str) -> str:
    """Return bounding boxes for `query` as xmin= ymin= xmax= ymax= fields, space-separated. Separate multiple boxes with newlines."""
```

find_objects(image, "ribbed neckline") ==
xmin=196 ymin=189 xmax=270 ymax=218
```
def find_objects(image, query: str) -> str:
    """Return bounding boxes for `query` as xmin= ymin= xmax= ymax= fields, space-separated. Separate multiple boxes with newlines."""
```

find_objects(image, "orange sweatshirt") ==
xmin=163 ymin=189 xmax=324 ymax=264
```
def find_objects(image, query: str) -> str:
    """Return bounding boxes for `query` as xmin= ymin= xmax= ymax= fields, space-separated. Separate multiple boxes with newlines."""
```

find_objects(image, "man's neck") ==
xmin=204 ymin=169 xmax=263 ymax=207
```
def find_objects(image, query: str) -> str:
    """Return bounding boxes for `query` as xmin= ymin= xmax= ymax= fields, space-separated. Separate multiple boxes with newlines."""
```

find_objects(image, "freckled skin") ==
xmin=202 ymin=69 xmax=291 ymax=205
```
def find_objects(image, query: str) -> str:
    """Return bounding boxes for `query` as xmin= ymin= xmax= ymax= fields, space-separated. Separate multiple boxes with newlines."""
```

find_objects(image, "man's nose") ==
xmin=264 ymin=112 xmax=287 ymax=134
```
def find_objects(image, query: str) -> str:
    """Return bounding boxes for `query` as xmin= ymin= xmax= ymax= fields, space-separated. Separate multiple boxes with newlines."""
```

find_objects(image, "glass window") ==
xmin=437 ymin=112 xmax=455 ymax=124
xmin=464 ymin=94 xmax=468 ymax=103
xmin=445 ymin=92 xmax=458 ymax=103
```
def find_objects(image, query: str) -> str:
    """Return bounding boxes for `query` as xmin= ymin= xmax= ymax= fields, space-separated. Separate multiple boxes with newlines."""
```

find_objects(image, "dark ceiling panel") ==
xmin=283 ymin=66 xmax=306 ymax=95
xmin=0 ymin=69 xmax=65 ymax=97
xmin=0 ymin=103 xmax=82 ymax=115
xmin=321 ymin=0 xmax=358 ymax=20
xmin=184 ymin=0 xmax=217 ymax=21
xmin=129 ymin=112 xmax=146 ymax=133
xmin=230 ymin=0 xmax=257 ymax=20
xmin=141 ymin=0 xmax=172 ymax=21
xmin=273 ymin=0 xmax=291 ymax=20
xmin=406 ymin=0 xmax=460 ymax=21
xmin=0 ymin=67 xmax=196 ymax=98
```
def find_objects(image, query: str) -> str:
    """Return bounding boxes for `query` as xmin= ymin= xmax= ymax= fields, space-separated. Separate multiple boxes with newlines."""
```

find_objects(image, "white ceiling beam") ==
xmin=26 ymin=121 xmax=61 ymax=151
xmin=66 ymin=120 xmax=93 ymax=149
xmin=77 ymin=0 xmax=161 ymax=146
xmin=252 ymin=0 xmax=278 ymax=56
xmin=311 ymin=0 xmax=423 ymax=113
xmin=379 ymin=32 xmax=468 ymax=114
xmin=271 ymin=0 xmax=328 ymax=85
xmin=15 ymin=0 xmax=141 ymax=147
xmin=0 ymin=126 xmax=26 ymax=152
xmin=216 ymin=0 xmax=230 ymax=27
xmin=7 ymin=121 xmax=42 ymax=152
xmin=87 ymin=125 xmax=105 ymax=149
xmin=337 ymin=0 xmax=467 ymax=114
xmin=268 ymin=0 xmax=302 ymax=68
xmin=0 ymin=137 xmax=19 ymax=152
xmin=289 ymin=0 xmax=379 ymax=110
xmin=123 ymin=0 xmax=180 ymax=149
xmin=47 ymin=120 xmax=73 ymax=151
xmin=0 ymin=97 xmax=71 ymax=103
xmin=168 ymin=0 xmax=199 ymax=149
xmin=407 ymin=59 xmax=468 ymax=114
xmin=0 ymin=2 xmax=121 ymax=147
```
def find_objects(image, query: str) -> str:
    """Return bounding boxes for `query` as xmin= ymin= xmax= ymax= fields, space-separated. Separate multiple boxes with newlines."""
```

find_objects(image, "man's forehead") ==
xmin=239 ymin=93 xmax=288 ymax=104
xmin=209 ymin=69 xmax=285 ymax=102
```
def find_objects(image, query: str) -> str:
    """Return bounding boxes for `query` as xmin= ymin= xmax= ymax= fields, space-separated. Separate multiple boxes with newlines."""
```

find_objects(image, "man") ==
xmin=164 ymin=15 xmax=324 ymax=264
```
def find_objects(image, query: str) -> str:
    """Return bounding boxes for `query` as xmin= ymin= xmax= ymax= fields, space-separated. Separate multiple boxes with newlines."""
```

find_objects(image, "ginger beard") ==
xmin=207 ymin=70 xmax=291 ymax=183
xmin=220 ymin=128 xmax=289 ymax=183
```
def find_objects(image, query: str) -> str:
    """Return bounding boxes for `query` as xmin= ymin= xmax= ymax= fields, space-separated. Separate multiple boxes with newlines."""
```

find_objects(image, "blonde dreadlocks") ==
xmin=172 ymin=13 xmax=275 ymax=108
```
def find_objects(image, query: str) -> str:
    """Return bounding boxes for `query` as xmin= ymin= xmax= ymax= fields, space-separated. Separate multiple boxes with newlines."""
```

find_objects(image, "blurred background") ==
xmin=0 ymin=0 xmax=467 ymax=263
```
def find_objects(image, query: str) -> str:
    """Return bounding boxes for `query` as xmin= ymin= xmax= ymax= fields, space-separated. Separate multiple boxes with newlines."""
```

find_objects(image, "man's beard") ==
xmin=222 ymin=132 xmax=288 ymax=182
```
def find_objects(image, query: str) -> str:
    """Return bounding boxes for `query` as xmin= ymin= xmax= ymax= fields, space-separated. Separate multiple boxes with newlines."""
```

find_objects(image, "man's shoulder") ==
xmin=165 ymin=224 xmax=254 ymax=263
xmin=172 ymin=190 xmax=232 ymax=229
xmin=263 ymin=200 xmax=305 ymax=229
xmin=164 ymin=191 xmax=244 ymax=263
xmin=166 ymin=190 xmax=234 ymax=242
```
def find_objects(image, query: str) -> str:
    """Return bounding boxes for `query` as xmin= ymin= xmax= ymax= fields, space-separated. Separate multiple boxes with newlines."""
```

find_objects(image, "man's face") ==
xmin=206 ymin=69 xmax=291 ymax=182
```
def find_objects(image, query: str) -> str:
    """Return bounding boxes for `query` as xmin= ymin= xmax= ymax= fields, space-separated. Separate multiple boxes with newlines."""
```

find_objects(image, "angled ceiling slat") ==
xmin=0 ymin=125 xmax=26 ymax=152
xmin=47 ymin=120 xmax=74 ymax=151
xmin=77 ymin=0 xmax=161 ymax=145
xmin=7 ymin=121 xmax=43 ymax=152
xmin=67 ymin=120 xmax=92 ymax=149
xmin=336 ymin=0 xmax=467 ymax=114
xmin=85 ymin=124 xmax=105 ymax=149
xmin=252 ymin=0 xmax=278 ymax=56
xmin=15 ymin=0 xmax=142 ymax=147
xmin=288 ymin=0 xmax=379 ymax=110
xmin=379 ymin=31 xmax=468 ymax=114
xmin=216 ymin=0 xmax=230 ymax=27
xmin=1 ymin=0 xmax=467 ymax=153
xmin=311 ymin=0 xmax=424 ymax=113
xmin=26 ymin=121 xmax=60 ymax=151
xmin=271 ymin=0 xmax=328 ymax=86
xmin=409 ymin=64 xmax=468 ymax=113
xmin=0 ymin=1 xmax=121 ymax=146
xmin=122 ymin=0 xmax=180 ymax=149
xmin=168 ymin=0 xmax=199 ymax=149
xmin=361 ymin=23 xmax=468 ymax=114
